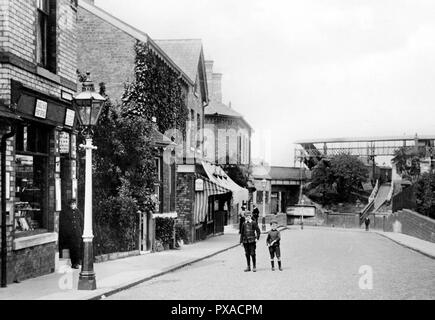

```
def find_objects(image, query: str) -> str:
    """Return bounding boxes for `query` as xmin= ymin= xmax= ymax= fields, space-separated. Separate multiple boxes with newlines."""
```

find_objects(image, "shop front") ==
xmin=0 ymin=81 xmax=78 ymax=283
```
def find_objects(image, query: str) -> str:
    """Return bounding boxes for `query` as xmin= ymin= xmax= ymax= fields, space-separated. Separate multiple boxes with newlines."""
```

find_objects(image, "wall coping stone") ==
xmin=401 ymin=209 xmax=435 ymax=224
xmin=13 ymin=232 xmax=58 ymax=251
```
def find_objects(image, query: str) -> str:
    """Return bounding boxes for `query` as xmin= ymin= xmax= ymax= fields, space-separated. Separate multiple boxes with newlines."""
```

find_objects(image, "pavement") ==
xmin=0 ymin=233 xmax=241 ymax=300
xmin=0 ymin=224 xmax=282 ymax=301
xmin=0 ymin=224 xmax=434 ymax=300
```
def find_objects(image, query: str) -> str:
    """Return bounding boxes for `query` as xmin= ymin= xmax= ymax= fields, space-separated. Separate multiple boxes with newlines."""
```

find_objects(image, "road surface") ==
xmin=107 ymin=228 xmax=435 ymax=300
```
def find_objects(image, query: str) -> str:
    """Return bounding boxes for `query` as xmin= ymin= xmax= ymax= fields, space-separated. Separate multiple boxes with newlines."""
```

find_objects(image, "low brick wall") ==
xmin=265 ymin=213 xmax=287 ymax=227
xmin=95 ymin=250 xmax=141 ymax=264
xmin=1 ymin=242 xmax=57 ymax=284
xmin=324 ymin=213 xmax=360 ymax=229
xmin=384 ymin=209 xmax=435 ymax=243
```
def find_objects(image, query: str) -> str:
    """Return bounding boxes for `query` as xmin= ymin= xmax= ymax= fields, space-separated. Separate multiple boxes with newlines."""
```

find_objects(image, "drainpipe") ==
xmin=1 ymin=124 xmax=16 ymax=288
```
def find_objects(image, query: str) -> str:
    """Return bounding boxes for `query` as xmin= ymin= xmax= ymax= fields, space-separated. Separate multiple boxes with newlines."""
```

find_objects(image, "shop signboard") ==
xmin=65 ymin=109 xmax=75 ymax=127
xmin=286 ymin=205 xmax=316 ymax=217
xmin=59 ymin=132 xmax=70 ymax=154
xmin=35 ymin=99 xmax=48 ymax=119
xmin=195 ymin=178 xmax=204 ymax=191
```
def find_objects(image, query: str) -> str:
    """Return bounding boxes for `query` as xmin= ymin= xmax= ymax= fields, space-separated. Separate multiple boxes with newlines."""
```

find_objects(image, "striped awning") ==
xmin=194 ymin=178 xmax=231 ymax=224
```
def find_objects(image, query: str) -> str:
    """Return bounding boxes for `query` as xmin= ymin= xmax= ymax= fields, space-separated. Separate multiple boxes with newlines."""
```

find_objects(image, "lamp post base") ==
xmin=78 ymin=240 xmax=96 ymax=291
xmin=262 ymin=217 xmax=266 ymax=232
xmin=78 ymin=273 xmax=97 ymax=291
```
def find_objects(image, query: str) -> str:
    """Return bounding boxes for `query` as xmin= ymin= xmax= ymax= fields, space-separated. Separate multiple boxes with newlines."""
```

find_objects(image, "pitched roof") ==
xmin=205 ymin=101 xmax=253 ymax=131
xmin=151 ymin=128 xmax=174 ymax=147
xmin=78 ymin=0 xmax=193 ymax=86
xmin=154 ymin=39 xmax=203 ymax=84
xmin=205 ymin=101 xmax=243 ymax=118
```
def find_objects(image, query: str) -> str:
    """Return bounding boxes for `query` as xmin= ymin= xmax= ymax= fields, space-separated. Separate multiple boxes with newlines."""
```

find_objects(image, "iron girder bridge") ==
xmin=294 ymin=135 xmax=435 ymax=168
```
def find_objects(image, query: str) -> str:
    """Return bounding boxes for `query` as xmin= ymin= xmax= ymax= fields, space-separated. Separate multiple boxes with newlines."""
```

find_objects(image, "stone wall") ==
xmin=384 ymin=209 xmax=435 ymax=243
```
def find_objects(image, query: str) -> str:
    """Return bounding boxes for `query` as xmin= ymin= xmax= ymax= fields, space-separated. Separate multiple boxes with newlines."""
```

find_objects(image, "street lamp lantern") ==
xmin=74 ymin=72 xmax=106 ymax=129
xmin=261 ymin=179 xmax=267 ymax=231
xmin=73 ymin=72 xmax=106 ymax=291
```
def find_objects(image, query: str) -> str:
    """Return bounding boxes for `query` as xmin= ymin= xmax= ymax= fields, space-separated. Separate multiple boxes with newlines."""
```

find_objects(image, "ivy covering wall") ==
xmin=122 ymin=41 xmax=189 ymax=135
xmin=77 ymin=41 xmax=190 ymax=255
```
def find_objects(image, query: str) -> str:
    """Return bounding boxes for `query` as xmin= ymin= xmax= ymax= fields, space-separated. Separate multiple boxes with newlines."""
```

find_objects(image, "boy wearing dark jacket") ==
xmin=266 ymin=220 xmax=282 ymax=271
xmin=240 ymin=211 xmax=261 ymax=272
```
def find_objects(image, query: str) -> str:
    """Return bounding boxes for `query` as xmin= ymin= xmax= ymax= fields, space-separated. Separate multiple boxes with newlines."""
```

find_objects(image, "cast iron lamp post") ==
xmin=73 ymin=72 xmax=106 ymax=290
xmin=261 ymin=179 xmax=267 ymax=231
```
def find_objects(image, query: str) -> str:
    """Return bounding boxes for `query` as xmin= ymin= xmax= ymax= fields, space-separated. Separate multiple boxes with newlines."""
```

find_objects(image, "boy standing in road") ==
xmin=240 ymin=211 xmax=261 ymax=272
xmin=266 ymin=220 xmax=283 ymax=271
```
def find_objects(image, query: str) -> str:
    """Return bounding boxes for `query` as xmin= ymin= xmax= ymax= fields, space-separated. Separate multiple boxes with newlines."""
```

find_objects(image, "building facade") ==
xmin=0 ymin=0 xmax=79 ymax=283
xmin=203 ymin=61 xmax=252 ymax=168
xmin=76 ymin=0 xmax=193 ymax=249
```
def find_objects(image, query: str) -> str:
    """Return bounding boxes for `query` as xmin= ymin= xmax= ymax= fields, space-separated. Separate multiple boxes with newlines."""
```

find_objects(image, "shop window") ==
xmin=36 ymin=0 xmax=57 ymax=73
xmin=15 ymin=124 xmax=49 ymax=236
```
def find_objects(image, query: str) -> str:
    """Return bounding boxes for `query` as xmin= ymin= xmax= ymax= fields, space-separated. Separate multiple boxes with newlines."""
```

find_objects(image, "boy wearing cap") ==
xmin=266 ymin=220 xmax=283 ymax=271
xmin=240 ymin=211 xmax=261 ymax=272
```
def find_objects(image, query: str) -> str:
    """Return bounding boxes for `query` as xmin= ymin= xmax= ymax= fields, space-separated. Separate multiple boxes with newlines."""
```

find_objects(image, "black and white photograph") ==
xmin=0 ymin=0 xmax=435 ymax=309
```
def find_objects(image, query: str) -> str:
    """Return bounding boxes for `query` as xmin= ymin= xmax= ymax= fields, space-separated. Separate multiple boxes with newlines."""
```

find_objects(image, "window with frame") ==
xmin=190 ymin=110 xmax=195 ymax=149
xmin=256 ymin=191 xmax=263 ymax=204
xmin=196 ymin=113 xmax=201 ymax=149
xmin=169 ymin=152 xmax=176 ymax=212
xmin=14 ymin=123 xmax=50 ymax=236
xmin=36 ymin=0 xmax=56 ymax=73
xmin=154 ymin=157 xmax=162 ymax=213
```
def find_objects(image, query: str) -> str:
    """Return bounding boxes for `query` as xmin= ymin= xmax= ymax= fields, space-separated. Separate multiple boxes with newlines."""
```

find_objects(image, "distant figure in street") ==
xmin=252 ymin=205 xmax=260 ymax=223
xmin=266 ymin=220 xmax=282 ymax=271
xmin=61 ymin=200 xmax=83 ymax=269
xmin=365 ymin=217 xmax=371 ymax=231
xmin=239 ymin=205 xmax=247 ymax=234
xmin=240 ymin=211 xmax=261 ymax=272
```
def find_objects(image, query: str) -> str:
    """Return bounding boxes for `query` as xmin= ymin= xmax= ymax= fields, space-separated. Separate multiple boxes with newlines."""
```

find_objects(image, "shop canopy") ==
xmin=201 ymin=161 xmax=249 ymax=207
xmin=194 ymin=177 xmax=231 ymax=224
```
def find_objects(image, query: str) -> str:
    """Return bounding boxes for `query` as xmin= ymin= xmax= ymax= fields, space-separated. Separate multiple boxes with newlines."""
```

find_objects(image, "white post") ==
xmin=83 ymin=138 xmax=96 ymax=241
xmin=78 ymin=137 xmax=98 ymax=290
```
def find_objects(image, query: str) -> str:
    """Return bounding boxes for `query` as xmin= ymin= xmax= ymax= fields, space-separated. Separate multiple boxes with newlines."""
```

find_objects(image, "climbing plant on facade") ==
xmin=122 ymin=41 xmax=189 ymax=135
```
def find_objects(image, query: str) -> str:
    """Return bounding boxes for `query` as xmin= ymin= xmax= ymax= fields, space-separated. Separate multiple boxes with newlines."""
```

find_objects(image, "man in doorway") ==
xmin=240 ymin=211 xmax=261 ymax=272
xmin=252 ymin=205 xmax=260 ymax=223
xmin=62 ymin=200 xmax=83 ymax=269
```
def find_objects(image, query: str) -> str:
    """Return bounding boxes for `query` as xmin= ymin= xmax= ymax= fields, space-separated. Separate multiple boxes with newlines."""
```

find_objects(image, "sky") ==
xmin=95 ymin=0 xmax=435 ymax=166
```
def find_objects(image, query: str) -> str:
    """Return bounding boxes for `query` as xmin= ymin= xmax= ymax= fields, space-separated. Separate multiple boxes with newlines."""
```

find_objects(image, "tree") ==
xmin=415 ymin=173 xmax=435 ymax=219
xmin=393 ymin=146 xmax=426 ymax=183
xmin=222 ymin=165 xmax=252 ymax=188
xmin=330 ymin=154 xmax=369 ymax=198
xmin=307 ymin=154 xmax=368 ymax=204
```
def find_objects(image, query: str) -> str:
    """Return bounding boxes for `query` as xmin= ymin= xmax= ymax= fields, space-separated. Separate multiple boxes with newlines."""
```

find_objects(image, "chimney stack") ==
xmin=204 ymin=60 xmax=223 ymax=104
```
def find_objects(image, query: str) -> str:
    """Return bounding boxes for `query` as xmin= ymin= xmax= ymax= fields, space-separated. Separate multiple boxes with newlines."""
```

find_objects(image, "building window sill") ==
xmin=36 ymin=66 xmax=60 ymax=84
xmin=13 ymin=232 xmax=58 ymax=251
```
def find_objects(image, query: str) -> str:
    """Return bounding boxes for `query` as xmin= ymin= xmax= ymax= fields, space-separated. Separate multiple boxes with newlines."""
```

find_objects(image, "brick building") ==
xmin=204 ymin=61 xmax=252 ymax=168
xmin=76 ymin=0 xmax=193 ymax=249
xmin=0 ymin=0 xmax=80 ymax=283
xmin=203 ymin=61 xmax=253 ymax=224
